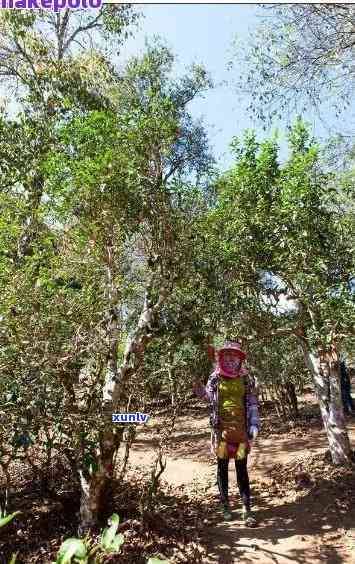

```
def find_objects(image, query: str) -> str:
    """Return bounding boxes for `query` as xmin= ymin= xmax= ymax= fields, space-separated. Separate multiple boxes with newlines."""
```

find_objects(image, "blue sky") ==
xmin=119 ymin=4 xmax=354 ymax=169
xmin=120 ymin=4 xmax=262 ymax=168
xmin=2 ymin=5 xmax=353 ymax=170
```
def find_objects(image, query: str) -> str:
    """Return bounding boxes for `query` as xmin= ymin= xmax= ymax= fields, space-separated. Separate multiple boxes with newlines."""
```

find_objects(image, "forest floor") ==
xmin=1 ymin=395 xmax=355 ymax=563
xmin=126 ymin=394 xmax=355 ymax=564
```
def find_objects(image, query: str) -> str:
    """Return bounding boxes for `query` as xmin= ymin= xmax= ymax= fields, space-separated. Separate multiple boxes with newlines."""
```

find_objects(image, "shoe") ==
xmin=222 ymin=503 xmax=232 ymax=521
xmin=241 ymin=507 xmax=257 ymax=527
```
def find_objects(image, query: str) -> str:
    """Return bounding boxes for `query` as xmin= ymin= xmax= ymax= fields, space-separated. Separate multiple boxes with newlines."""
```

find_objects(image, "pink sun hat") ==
xmin=219 ymin=340 xmax=246 ymax=359
xmin=217 ymin=340 xmax=247 ymax=378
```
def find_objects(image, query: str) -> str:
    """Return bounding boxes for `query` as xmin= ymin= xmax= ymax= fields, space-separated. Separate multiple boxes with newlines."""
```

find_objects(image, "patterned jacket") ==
xmin=195 ymin=369 xmax=260 ymax=454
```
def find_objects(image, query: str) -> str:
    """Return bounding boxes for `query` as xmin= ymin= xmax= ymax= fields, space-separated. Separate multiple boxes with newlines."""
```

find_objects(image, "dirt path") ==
xmin=122 ymin=408 xmax=355 ymax=564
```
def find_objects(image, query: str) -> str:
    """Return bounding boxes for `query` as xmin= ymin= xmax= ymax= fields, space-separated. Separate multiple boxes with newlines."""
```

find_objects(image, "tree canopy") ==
xmin=231 ymin=4 xmax=355 ymax=131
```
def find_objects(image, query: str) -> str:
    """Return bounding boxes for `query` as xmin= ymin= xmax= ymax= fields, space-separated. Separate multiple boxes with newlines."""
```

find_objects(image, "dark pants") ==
xmin=217 ymin=456 xmax=251 ymax=509
xmin=341 ymin=387 xmax=355 ymax=414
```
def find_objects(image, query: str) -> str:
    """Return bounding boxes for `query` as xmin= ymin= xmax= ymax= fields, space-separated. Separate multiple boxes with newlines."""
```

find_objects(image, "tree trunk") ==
xmin=77 ymin=280 xmax=170 ymax=531
xmin=102 ymin=282 xmax=169 ymax=407
xmin=78 ymin=469 xmax=106 ymax=534
xmin=284 ymin=381 xmax=299 ymax=419
xmin=118 ymin=425 xmax=136 ymax=480
xmin=300 ymin=341 xmax=352 ymax=465
xmin=78 ymin=428 xmax=122 ymax=533
xmin=167 ymin=348 xmax=176 ymax=407
xmin=77 ymin=233 xmax=125 ymax=532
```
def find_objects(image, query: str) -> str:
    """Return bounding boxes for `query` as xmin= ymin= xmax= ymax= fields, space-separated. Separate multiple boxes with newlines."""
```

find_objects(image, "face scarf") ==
xmin=219 ymin=351 xmax=242 ymax=378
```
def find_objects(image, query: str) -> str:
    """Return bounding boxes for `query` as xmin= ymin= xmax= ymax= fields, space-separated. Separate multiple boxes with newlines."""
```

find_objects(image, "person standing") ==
xmin=340 ymin=360 xmax=355 ymax=415
xmin=193 ymin=340 xmax=260 ymax=524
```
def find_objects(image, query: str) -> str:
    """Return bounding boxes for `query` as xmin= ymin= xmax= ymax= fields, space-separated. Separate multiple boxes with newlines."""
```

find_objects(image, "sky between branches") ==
xmin=2 ymin=4 xmax=354 ymax=168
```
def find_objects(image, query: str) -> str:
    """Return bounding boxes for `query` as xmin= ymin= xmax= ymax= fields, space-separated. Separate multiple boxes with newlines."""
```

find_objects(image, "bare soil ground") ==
xmin=126 ymin=397 xmax=355 ymax=564
xmin=1 ymin=397 xmax=355 ymax=563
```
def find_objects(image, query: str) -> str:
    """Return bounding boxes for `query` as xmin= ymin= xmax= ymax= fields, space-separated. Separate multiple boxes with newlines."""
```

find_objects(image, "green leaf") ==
xmin=104 ymin=533 xmax=125 ymax=553
xmin=56 ymin=538 xmax=87 ymax=563
xmin=0 ymin=511 xmax=21 ymax=528
xmin=147 ymin=558 xmax=170 ymax=564
xmin=100 ymin=513 xmax=122 ymax=551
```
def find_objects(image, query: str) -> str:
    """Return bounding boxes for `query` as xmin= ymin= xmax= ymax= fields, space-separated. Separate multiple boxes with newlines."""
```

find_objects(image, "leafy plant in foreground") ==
xmin=55 ymin=513 xmax=169 ymax=563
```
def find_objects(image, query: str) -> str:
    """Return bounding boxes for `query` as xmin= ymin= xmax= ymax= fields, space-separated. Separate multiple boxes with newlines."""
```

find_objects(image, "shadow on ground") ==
xmin=202 ymin=460 xmax=355 ymax=564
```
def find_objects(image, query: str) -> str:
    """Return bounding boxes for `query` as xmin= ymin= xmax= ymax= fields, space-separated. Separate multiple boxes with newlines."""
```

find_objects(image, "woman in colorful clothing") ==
xmin=194 ymin=340 xmax=260 ymax=524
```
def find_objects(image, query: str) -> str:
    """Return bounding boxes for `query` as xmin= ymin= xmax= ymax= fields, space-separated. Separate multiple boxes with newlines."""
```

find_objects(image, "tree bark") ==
xmin=77 ymin=278 xmax=170 ymax=531
xmin=102 ymin=281 xmax=169 ymax=407
xmin=300 ymin=340 xmax=352 ymax=465
xmin=78 ymin=427 xmax=123 ymax=533
xmin=284 ymin=381 xmax=299 ymax=419
xmin=77 ymin=233 xmax=123 ymax=532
